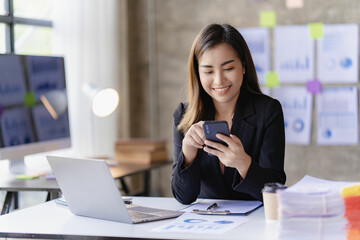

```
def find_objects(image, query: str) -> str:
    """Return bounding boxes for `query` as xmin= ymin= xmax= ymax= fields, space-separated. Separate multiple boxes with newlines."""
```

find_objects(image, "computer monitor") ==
xmin=0 ymin=54 xmax=71 ymax=174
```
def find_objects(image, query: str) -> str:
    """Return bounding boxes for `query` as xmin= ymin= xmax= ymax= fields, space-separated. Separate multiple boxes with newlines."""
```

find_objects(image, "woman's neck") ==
xmin=213 ymin=89 xmax=240 ymax=125
xmin=214 ymin=102 xmax=236 ymax=128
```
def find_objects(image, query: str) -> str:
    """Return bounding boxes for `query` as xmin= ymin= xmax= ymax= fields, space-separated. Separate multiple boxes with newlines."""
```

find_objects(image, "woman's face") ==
xmin=198 ymin=43 xmax=245 ymax=107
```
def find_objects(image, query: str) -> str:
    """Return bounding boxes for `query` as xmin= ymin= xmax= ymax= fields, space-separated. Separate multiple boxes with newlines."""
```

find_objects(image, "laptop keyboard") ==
xmin=129 ymin=210 xmax=157 ymax=221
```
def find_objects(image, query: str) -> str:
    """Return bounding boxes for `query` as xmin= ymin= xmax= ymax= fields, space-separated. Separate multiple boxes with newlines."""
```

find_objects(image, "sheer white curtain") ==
xmin=52 ymin=0 xmax=129 ymax=157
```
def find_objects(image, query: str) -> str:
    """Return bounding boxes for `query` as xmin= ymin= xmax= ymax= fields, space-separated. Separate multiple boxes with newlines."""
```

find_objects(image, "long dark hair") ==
xmin=178 ymin=23 xmax=262 ymax=133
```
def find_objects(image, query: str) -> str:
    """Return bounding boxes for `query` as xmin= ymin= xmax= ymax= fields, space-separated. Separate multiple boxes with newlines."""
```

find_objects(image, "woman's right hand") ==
xmin=182 ymin=121 xmax=205 ymax=166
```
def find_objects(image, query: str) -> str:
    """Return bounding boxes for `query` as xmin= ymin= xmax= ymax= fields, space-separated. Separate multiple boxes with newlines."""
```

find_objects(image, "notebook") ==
xmin=47 ymin=155 xmax=183 ymax=224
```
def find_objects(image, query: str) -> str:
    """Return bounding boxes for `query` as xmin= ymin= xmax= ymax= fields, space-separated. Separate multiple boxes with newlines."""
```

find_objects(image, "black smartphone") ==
xmin=203 ymin=121 xmax=230 ymax=147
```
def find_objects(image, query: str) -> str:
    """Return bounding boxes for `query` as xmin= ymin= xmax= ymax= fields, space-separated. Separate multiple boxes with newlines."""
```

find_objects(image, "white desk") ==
xmin=0 ymin=197 xmax=278 ymax=240
xmin=0 ymin=160 xmax=170 ymax=214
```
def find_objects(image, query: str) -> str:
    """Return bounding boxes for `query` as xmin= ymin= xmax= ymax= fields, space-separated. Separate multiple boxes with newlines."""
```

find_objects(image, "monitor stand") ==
xmin=9 ymin=158 xmax=26 ymax=174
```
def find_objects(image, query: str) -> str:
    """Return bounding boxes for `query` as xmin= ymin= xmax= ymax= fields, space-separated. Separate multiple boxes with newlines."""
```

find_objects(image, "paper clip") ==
xmin=192 ymin=209 xmax=230 ymax=215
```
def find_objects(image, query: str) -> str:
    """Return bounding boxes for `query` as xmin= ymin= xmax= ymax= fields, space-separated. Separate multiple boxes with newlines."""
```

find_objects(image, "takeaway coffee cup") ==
xmin=262 ymin=182 xmax=286 ymax=221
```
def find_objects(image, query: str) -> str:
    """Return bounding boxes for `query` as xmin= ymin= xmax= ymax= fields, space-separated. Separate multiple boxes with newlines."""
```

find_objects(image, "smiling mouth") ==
xmin=213 ymin=86 xmax=231 ymax=93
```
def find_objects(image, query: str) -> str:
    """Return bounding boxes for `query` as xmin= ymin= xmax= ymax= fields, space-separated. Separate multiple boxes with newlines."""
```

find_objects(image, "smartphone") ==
xmin=203 ymin=121 xmax=230 ymax=147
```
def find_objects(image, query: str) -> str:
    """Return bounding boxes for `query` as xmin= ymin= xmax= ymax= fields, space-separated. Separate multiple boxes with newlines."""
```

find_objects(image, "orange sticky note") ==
xmin=308 ymin=23 xmax=323 ymax=39
xmin=265 ymin=72 xmax=280 ymax=88
xmin=259 ymin=11 xmax=276 ymax=28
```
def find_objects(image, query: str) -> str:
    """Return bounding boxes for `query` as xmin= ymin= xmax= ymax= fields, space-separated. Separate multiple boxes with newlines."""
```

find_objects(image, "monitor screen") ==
xmin=0 ymin=54 xmax=71 ymax=173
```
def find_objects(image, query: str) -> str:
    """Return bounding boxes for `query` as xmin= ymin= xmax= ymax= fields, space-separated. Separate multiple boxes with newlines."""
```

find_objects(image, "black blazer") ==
xmin=171 ymin=89 xmax=286 ymax=204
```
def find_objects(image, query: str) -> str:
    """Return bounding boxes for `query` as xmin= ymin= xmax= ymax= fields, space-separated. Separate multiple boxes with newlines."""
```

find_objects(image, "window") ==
xmin=0 ymin=0 xmax=53 ymax=55
xmin=0 ymin=0 xmax=7 ymax=15
xmin=0 ymin=23 xmax=5 ymax=53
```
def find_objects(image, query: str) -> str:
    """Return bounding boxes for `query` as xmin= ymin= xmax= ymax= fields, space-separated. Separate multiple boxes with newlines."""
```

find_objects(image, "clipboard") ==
xmin=187 ymin=199 xmax=263 ymax=216
xmin=192 ymin=209 xmax=231 ymax=215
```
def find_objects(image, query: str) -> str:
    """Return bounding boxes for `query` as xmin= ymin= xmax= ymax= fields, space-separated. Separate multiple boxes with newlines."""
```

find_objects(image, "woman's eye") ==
xmin=224 ymin=67 xmax=234 ymax=71
xmin=204 ymin=71 xmax=213 ymax=74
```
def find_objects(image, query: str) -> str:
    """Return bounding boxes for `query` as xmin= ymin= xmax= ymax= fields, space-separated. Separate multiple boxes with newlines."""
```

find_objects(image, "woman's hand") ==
xmin=182 ymin=121 xmax=206 ymax=167
xmin=203 ymin=134 xmax=251 ymax=178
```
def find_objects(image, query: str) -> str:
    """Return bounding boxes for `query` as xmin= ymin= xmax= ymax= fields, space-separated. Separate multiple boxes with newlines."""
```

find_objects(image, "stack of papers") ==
xmin=341 ymin=184 xmax=360 ymax=240
xmin=277 ymin=175 xmax=354 ymax=240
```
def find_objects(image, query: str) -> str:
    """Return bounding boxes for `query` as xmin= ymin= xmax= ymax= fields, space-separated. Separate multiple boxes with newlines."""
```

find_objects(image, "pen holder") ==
xmin=262 ymin=182 xmax=286 ymax=221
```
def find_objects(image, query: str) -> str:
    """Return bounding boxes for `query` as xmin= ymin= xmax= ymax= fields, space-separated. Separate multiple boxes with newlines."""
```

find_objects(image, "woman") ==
xmin=171 ymin=23 xmax=286 ymax=204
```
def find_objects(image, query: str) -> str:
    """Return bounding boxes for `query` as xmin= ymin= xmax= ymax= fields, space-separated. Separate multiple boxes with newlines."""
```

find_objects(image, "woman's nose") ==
xmin=214 ymin=71 xmax=225 ymax=85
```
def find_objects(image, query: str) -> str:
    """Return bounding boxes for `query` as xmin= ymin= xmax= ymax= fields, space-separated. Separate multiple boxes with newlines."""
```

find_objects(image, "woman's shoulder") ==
xmin=250 ymin=91 xmax=279 ymax=103
xmin=248 ymin=92 xmax=282 ymax=110
xmin=173 ymin=102 xmax=188 ymax=122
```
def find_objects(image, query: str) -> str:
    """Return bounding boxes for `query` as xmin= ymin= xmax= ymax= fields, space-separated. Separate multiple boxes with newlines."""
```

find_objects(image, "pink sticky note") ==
xmin=306 ymin=79 xmax=321 ymax=93
xmin=286 ymin=0 xmax=304 ymax=9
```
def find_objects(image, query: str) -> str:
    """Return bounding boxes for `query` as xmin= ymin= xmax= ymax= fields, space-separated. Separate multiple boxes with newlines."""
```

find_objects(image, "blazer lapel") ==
xmin=231 ymin=89 xmax=256 ymax=152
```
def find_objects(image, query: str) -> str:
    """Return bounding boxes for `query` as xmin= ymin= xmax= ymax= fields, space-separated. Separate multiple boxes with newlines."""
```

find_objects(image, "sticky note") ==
xmin=265 ymin=72 xmax=280 ymax=88
xmin=286 ymin=0 xmax=304 ymax=9
xmin=341 ymin=184 xmax=360 ymax=197
xmin=308 ymin=23 xmax=323 ymax=39
xmin=45 ymin=173 xmax=56 ymax=180
xmin=306 ymin=79 xmax=321 ymax=94
xmin=16 ymin=174 xmax=39 ymax=180
xmin=24 ymin=92 xmax=36 ymax=107
xmin=259 ymin=11 xmax=276 ymax=28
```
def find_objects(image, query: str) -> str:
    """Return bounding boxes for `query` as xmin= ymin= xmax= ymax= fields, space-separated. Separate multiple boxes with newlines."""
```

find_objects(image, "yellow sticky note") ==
xmin=341 ymin=184 xmax=360 ymax=197
xmin=308 ymin=23 xmax=323 ymax=39
xmin=265 ymin=72 xmax=280 ymax=88
xmin=259 ymin=11 xmax=276 ymax=28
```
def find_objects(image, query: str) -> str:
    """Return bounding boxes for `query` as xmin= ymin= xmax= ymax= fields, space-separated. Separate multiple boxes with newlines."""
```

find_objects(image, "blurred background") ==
xmin=0 ymin=0 xmax=360 ymax=209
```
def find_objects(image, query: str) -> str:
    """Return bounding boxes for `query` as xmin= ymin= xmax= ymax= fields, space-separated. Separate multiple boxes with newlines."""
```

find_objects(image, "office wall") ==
xmin=127 ymin=0 xmax=360 ymax=196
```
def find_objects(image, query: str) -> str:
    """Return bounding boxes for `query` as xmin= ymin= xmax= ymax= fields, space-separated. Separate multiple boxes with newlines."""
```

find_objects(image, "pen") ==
xmin=123 ymin=198 xmax=133 ymax=204
xmin=192 ymin=209 xmax=230 ymax=215
xmin=207 ymin=202 xmax=218 ymax=210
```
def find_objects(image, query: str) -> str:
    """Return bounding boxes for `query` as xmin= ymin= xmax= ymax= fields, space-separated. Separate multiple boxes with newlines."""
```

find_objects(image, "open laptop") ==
xmin=47 ymin=155 xmax=183 ymax=224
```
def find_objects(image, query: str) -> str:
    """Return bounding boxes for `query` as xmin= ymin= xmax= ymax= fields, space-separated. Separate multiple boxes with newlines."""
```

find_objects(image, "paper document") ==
xmin=277 ymin=175 xmax=353 ymax=240
xmin=317 ymin=24 xmax=358 ymax=83
xmin=151 ymin=212 xmax=248 ymax=234
xmin=278 ymin=175 xmax=355 ymax=218
xmin=316 ymin=86 xmax=358 ymax=145
xmin=274 ymin=25 xmax=315 ymax=83
xmin=238 ymin=27 xmax=270 ymax=85
xmin=284 ymin=175 xmax=355 ymax=194
xmin=183 ymin=199 xmax=262 ymax=215
xmin=272 ymin=86 xmax=313 ymax=145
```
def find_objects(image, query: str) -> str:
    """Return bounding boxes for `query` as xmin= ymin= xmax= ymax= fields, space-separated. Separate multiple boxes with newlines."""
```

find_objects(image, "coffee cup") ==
xmin=262 ymin=182 xmax=286 ymax=221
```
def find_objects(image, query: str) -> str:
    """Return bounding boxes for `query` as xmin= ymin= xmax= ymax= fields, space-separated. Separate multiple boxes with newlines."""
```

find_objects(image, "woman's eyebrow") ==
xmin=200 ymin=64 xmax=213 ymax=68
xmin=200 ymin=59 xmax=235 ymax=68
xmin=221 ymin=59 xmax=235 ymax=66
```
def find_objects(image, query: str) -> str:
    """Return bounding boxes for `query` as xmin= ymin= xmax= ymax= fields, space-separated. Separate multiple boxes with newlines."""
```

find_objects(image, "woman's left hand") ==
xmin=203 ymin=134 xmax=251 ymax=178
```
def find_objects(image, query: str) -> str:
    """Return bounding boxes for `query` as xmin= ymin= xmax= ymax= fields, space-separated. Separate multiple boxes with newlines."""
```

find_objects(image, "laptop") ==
xmin=47 ymin=155 xmax=183 ymax=224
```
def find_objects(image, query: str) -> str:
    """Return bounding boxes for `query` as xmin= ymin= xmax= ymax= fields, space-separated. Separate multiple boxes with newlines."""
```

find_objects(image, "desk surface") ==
xmin=0 ymin=197 xmax=279 ymax=240
xmin=0 ymin=161 xmax=170 ymax=192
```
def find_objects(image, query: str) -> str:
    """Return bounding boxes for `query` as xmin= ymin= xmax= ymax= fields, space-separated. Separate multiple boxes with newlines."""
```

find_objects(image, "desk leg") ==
xmin=14 ymin=192 xmax=19 ymax=209
xmin=120 ymin=178 xmax=130 ymax=195
xmin=46 ymin=191 xmax=61 ymax=201
xmin=1 ymin=191 xmax=15 ymax=215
